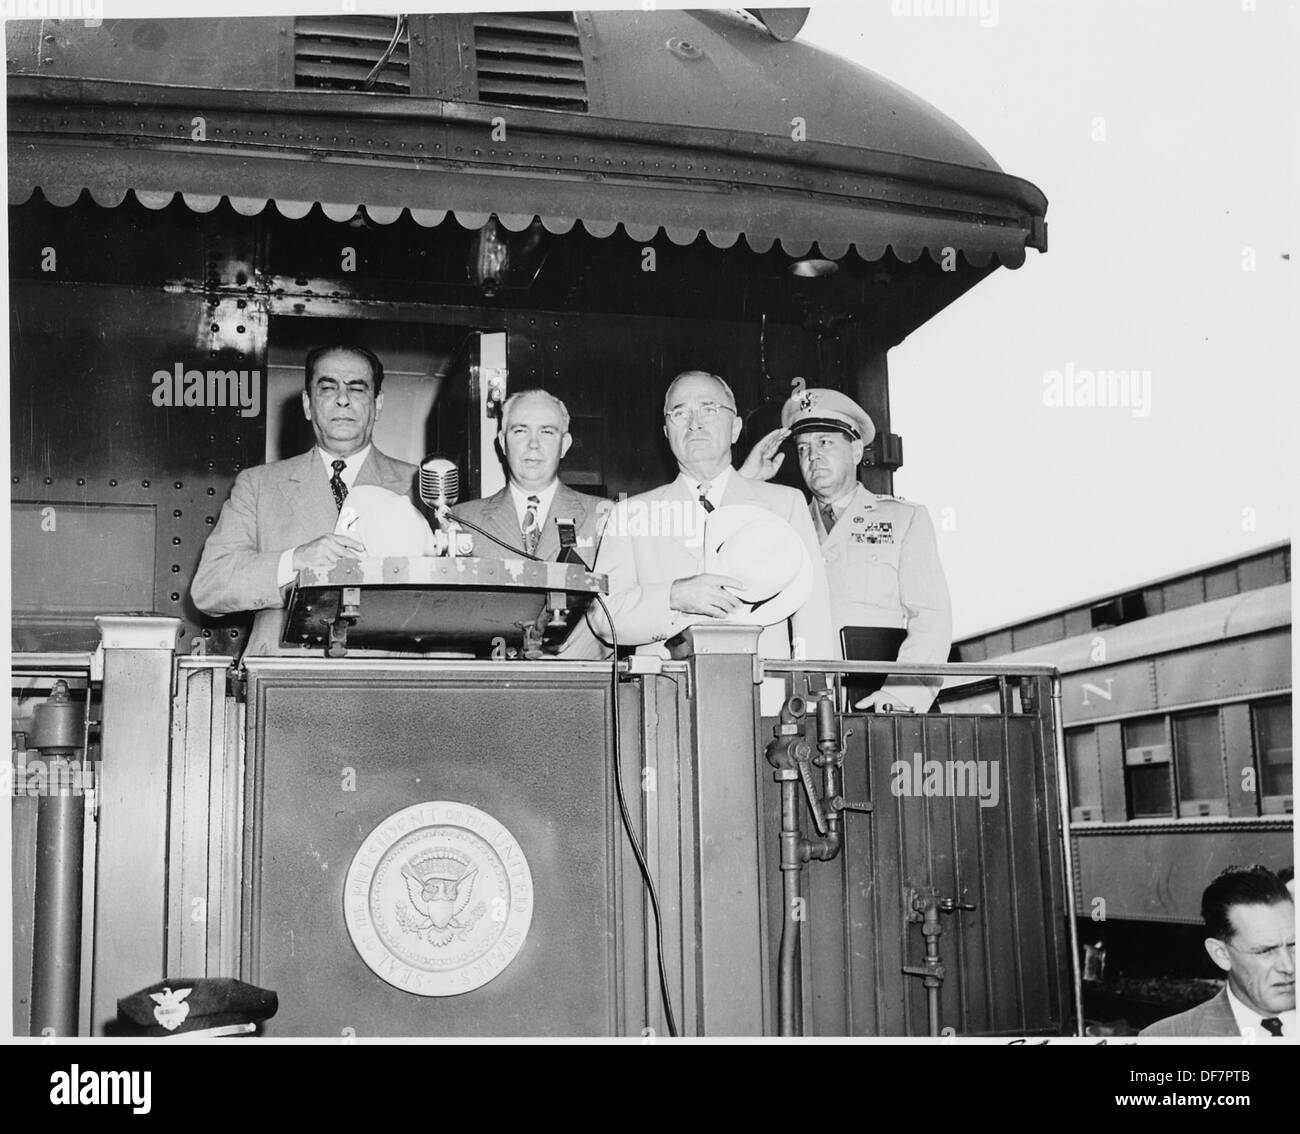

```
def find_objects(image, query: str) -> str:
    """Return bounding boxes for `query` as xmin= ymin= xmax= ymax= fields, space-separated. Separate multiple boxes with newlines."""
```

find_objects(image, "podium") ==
xmin=283 ymin=555 xmax=606 ymax=656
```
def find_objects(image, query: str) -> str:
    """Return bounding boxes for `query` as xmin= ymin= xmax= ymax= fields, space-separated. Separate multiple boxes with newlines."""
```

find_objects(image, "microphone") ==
xmin=418 ymin=456 xmax=472 ymax=557
xmin=419 ymin=456 xmax=460 ymax=511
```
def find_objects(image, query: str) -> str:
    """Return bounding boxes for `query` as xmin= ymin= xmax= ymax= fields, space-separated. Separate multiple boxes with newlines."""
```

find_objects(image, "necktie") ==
xmin=698 ymin=483 xmax=715 ymax=513
xmin=522 ymin=495 xmax=541 ymax=555
xmin=821 ymin=503 xmax=836 ymax=532
xmin=330 ymin=459 xmax=348 ymax=512
xmin=1260 ymin=1017 xmax=1284 ymax=1036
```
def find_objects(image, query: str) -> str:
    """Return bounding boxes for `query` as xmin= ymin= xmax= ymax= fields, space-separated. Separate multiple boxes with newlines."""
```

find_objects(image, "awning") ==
xmin=8 ymin=77 xmax=1048 ymax=266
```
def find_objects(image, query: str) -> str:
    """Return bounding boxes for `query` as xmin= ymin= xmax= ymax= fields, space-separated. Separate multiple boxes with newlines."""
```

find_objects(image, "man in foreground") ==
xmin=1140 ymin=865 xmax=1295 ymax=1038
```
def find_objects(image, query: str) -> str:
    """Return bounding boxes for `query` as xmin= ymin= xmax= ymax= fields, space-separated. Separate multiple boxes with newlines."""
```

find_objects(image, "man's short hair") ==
xmin=1201 ymin=865 xmax=1292 ymax=941
xmin=500 ymin=388 xmax=570 ymax=433
xmin=304 ymin=343 xmax=385 ymax=395
xmin=663 ymin=370 xmax=737 ymax=414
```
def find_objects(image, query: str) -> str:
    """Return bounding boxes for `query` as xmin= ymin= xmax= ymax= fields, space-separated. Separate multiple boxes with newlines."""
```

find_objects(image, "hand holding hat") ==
xmin=335 ymin=485 xmax=436 ymax=558
xmin=701 ymin=504 xmax=814 ymax=626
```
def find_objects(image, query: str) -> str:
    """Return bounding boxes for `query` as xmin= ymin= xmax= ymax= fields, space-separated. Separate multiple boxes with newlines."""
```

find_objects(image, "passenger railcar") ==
xmin=944 ymin=542 xmax=1292 ymax=978
xmin=8 ymin=11 xmax=1070 ymax=1037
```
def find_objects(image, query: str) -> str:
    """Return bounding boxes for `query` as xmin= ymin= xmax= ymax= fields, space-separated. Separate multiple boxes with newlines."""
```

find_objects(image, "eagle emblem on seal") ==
xmin=396 ymin=852 xmax=487 ymax=947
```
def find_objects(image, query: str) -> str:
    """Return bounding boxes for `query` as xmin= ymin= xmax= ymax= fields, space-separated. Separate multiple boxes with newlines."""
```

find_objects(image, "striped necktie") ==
xmin=522 ymin=495 xmax=541 ymax=555
xmin=697 ymin=482 xmax=715 ymax=513
xmin=330 ymin=459 xmax=348 ymax=512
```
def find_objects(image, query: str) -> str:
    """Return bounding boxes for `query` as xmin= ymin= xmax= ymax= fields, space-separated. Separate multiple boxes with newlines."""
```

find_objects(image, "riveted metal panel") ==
xmin=1153 ymin=630 xmax=1291 ymax=707
xmin=1061 ymin=660 xmax=1156 ymax=724
xmin=9 ymin=281 xmax=265 ymax=655
xmin=1073 ymin=824 xmax=1293 ymax=923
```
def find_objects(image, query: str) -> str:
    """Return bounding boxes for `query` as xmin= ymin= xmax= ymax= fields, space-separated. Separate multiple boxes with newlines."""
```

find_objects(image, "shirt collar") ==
xmin=317 ymin=445 xmax=371 ymax=488
xmin=509 ymin=479 xmax=560 ymax=526
xmin=832 ymin=483 xmax=863 ymax=515
xmin=677 ymin=464 xmax=733 ymax=505
xmin=1225 ymin=984 xmax=1294 ymax=1036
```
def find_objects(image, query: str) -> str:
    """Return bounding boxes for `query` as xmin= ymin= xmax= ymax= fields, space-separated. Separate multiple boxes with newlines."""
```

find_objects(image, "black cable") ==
xmin=593 ymin=593 xmax=679 ymax=1039
xmin=442 ymin=508 xmax=680 ymax=1035
xmin=442 ymin=509 xmax=547 ymax=563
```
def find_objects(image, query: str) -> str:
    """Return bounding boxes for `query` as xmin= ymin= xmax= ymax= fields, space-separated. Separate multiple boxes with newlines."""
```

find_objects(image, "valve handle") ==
xmin=792 ymin=743 xmax=827 ymax=836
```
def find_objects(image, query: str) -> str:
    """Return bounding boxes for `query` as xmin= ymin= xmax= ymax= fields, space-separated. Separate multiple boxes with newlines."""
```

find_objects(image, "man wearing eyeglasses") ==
xmin=1140 ymin=866 xmax=1295 ymax=1037
xmin=587 ymin=370 xmax=835 ymax=663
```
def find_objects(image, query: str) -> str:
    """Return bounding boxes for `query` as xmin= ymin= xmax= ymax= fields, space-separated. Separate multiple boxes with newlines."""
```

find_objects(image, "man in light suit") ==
xmin=1140 ymin=866 xmax=1294 ymax=1038
xmin=191 ymin=343 xmax=417 ymax=656
xmin=587 ymin=371 xmax=836 ymax=663
xmin=455 ymin=388 xmax=610 ymax=658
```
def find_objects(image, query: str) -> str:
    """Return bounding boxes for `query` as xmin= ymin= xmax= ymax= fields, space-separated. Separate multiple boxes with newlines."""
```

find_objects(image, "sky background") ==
xmin=798 ymin=0 xmax=1296 ymax=635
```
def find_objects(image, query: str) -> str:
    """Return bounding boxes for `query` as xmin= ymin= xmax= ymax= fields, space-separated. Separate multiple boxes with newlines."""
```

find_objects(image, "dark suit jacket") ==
xmin=191 ymin=446 xmax=418 ymax=656
xmin=455 ymin=481 xmax=612 ymax=659
xmin=1139 ymin=988 xmax=1240 ymax=1037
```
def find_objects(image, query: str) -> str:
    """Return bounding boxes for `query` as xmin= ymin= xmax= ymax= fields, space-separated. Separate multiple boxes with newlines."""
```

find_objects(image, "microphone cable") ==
xmin=442 ymin=509 xmax=681 ymax=1038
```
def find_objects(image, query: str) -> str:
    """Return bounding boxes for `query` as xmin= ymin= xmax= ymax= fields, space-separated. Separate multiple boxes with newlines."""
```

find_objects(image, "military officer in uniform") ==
xmin=776 ymin=388 xmax=952 ymax=712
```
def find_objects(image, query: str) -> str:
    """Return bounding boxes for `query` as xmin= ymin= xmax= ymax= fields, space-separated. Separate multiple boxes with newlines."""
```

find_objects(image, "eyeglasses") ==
xmin=665 ymin=402 xmax=736 ymax=426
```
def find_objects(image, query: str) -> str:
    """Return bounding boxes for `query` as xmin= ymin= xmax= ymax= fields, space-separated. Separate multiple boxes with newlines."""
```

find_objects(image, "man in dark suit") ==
xmin=191 ymin=343 xmax=417 ymax=656
xmin=455 ymin=388 xmax=610 ymax=657
xmin=1140 ymin=866 xmax=1294 ymax=1038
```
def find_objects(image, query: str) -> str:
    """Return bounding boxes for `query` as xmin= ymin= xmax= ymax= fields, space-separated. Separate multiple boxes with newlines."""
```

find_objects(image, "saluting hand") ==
xmin=670 ymin=573 xmax=746 ymax=618
xmin=291 ymin=533 xmax=366 ymax=573
xmin=737 ymin=427 xmax=790 ymax=482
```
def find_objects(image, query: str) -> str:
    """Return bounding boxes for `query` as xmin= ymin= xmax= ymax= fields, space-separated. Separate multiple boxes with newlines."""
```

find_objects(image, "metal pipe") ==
xmin=31 ymin=770 xmax=84 ymax=1035
xmin=29 ymin=679 xmax=87 ymax=1036
xmin=1052 ymin=673 xmax=1086 ymax=1036
xmin=763 ymin=659 xmax=1058 ymax=678
xmin=777 ymin=778 xmax=803 ymax=1037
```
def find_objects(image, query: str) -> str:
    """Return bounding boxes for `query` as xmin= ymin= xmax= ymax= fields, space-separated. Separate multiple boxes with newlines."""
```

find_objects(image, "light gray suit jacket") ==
xmin=587 ymin=469 xmax=837 ymax=661
xmin=455 ymin=481 xmax=613 ymax=659
xmin=191 ymin=446 xmax=418 ymax=656
xmin=1139 ymin=988 xmax=1239 ymax=1037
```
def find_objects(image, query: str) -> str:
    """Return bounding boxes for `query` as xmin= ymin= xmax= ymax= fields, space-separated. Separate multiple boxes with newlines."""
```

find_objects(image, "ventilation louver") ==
xmin=294 ymin=15 xmax=411 ymax=93
xmin=473 ymin=12 xmax=588 ymax=112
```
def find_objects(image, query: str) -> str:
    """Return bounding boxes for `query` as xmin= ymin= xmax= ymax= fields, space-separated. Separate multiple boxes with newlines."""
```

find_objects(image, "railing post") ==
xmin=90 ymin=615 xmax=182 ymax=1034
xmin=673 ymin=623 xmax=768 ymax=1035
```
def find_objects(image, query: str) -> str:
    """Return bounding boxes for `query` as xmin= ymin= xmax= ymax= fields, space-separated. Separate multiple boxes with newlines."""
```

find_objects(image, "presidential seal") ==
xmin=343 ymin=801 xmax=534 ymax=997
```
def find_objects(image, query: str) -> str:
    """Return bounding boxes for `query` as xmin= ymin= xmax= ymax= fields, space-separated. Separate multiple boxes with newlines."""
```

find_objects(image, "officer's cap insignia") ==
xmin=150 ymin=986 xmax=192 ymax=1032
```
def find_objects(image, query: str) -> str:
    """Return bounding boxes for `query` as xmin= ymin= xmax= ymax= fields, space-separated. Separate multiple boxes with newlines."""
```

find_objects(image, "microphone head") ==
xmin=419 ymin=456 xmax=460 ymax=507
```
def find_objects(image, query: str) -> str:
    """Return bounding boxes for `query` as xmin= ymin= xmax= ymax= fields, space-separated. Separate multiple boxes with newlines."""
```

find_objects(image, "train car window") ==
xmin=1064 ymin=728 xmax=1103 ymax=821
xmin=1122 ymin=717 xmax=1174 ymax=819
xmin=1173 ymin=710 xmax=1226 ymax=817
xmin=1253 ymin=699 xmax=1294 ymax=815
